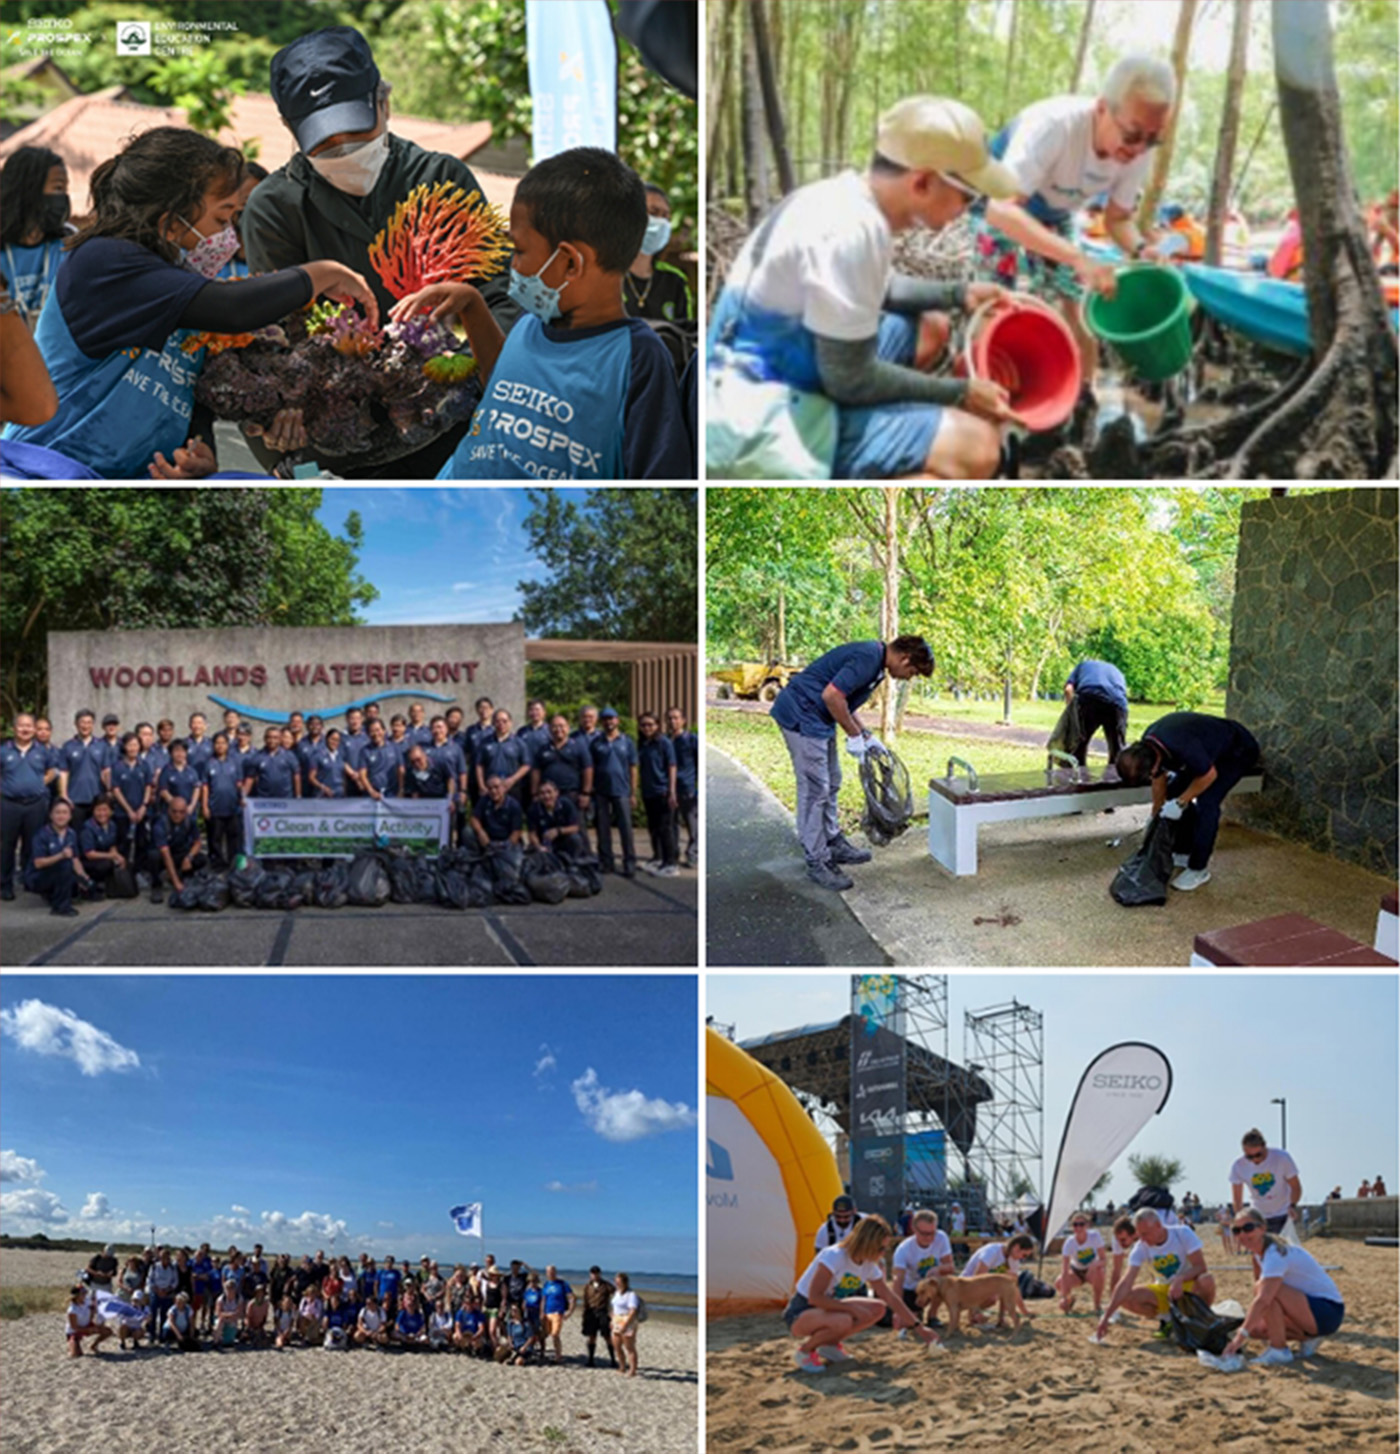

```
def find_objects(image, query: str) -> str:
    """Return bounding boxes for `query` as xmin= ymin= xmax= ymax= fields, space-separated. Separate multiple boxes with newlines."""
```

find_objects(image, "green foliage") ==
xmin=1126 ymin=1152 xmax=1185 ymax=1189
xmin=0 ymin=489 xmax=377 ymax=725
xmin=144 ymin=49 xmax=248 ymax=140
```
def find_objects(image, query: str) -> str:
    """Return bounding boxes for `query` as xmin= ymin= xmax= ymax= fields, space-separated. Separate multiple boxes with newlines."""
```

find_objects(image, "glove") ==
xmin=1159 ymin=798 xmax=1185 ymax=822
xmin=845 ymin=733 xmax=885 ymax=760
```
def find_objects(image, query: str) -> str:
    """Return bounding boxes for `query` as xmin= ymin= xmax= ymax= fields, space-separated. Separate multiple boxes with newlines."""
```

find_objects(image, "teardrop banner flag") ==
xmin=1042 ymin=1042 xmax=1173 ymax=1257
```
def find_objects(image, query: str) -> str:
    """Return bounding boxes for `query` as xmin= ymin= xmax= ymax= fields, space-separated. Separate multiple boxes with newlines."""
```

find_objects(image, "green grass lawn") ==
xmin=901 ymin=692 xmax=1227 ymax=731
xmin=707 ymin=709 xmax=1048 ymax=835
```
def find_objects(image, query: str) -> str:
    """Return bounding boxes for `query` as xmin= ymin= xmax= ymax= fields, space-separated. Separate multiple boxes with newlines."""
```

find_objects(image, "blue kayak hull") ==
xmin=1182 ymin=264 xmax=1312 ymax=356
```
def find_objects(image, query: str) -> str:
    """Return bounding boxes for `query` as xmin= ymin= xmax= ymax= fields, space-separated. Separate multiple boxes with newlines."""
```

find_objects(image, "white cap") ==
xmin=876 ymin=96 xmax=1020 ymax=199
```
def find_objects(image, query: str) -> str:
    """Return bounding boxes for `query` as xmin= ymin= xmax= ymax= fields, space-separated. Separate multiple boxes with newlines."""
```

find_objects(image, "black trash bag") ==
xmin=106 ymin=863 xmax=139 ymax=899
xmin=466 ymin=865 xmax=495 ymax=908
xmin=387 ymin=850 xmax=422 ymax=905
xmin=565 ymin=853 xmax=604 ymax=897
xmin=1125 ymin=1185 xmax=1176 ymax=1217
xmin=314 ymin=862 xmax=350 ymax=909
xmin=1167 ymin=1290 xmax=1243 ymax=1356
xmin=254 ymin=866 xmax=297 ymax=909
xmin=1017 ymin=1269 xmax=1057 ymax=1300
xmin=168 ymin=879 xmax=203 ymax=910
xmin=411 ymin=856 xmax=440 ymax=904
xmin=435 ymin=866 xmax=471 ymax=910
xmin=228 ymin=861 xmax=263 ymax=908
xmin=194 ymin=875 xmax=230 ymax=912
xmin=292 ymin=868 xmax=318 ymax=904
xmin=1110 ymin=815 xmax=1176 ymax=907
xmin=346 ymin=849 xmax=392 ymax=906
xmin=523 ymin=849 xmax=570 ymax=905
xmin=859 ymin=747 xmax=914 ymax=847
xmin=487 ymin=842 xmax=531 ymax=905
xmin=1046 ymin=694 xmax=1086 ymax=766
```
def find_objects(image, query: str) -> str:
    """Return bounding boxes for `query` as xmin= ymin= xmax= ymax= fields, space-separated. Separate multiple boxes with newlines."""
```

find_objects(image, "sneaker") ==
xmin=151 ymin=886 xmax=165 ymax=904
xmin=1298 ymin=1337 xmax=1322 ymax=1358
xmin=793 ymin=1350 xmax=826 ymax=1374
xmin=1251 ymin=1346 xmax=1293 ymax=1367
xmin=1172 ymin=853 xmax=1190 ymax=869
xmin=638 ymin=861 xmax=661 ymax=876
xmin=1152 ymin=1321 xmax=1173 ymax=1341
xmin=815 ymin=1343 xmax=854 ymax=1362
xmin=1171 ymin=867 xmax=1212 ymax=892
xmin=656 ymin=864 xmax=679 ymax=877
xmin=1108 ymin=1310 xmax=1124 ymax=1324
xmin=826 ymin=835 xmax=872 ymax=866
xmin=53 ymin=905 xmax=80 ymax=917
xmin=806 ymin=860 xmax=853 ymax=892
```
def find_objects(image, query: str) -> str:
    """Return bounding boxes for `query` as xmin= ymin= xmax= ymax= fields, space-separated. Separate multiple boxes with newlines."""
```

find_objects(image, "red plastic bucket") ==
xmin=955 ymin=296 xmax=1082 ymax=431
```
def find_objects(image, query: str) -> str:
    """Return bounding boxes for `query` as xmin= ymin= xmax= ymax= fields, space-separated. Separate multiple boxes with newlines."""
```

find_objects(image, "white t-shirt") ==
xmin=1061 ymin=1229 xmax=1105 ymax=1270
xmin=892 ymin=1231 xmax=953 ymax=1286
xmin=951 ymin=1208 xmax=966 ymax=1234
xmin=67 ymin=1300 xmax=92 ymax=1329
xmin=1230 ymin=1147 xmax=1299 ymax=1218
xmin=962 ymin=1242 xmax=1009 ymax=1277
xmin=611 ymin=1290 xmax=640 ymax=1321
xmin=998 ymin=95 xmax=1154 ymax=221
xmin=1259 ymin=1243 xmax=1341 ymax=1303
xmin=359 ymin=1306 xmax=383 ymax=1333
xmin=795 ymin=1245 xmax=883 ymax=1300
xmin=814 ymin=1213 xmax=862 ymax=1251
xmin=728 ymin=171 xmax=892 ymax=344
xmin=1128 ymin=1224 xmax=1204 ymax=1283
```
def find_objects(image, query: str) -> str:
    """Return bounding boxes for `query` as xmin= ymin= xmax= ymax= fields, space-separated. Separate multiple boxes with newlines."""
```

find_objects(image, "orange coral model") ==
xmin=368 ymin=182 xmax=513 ymax=301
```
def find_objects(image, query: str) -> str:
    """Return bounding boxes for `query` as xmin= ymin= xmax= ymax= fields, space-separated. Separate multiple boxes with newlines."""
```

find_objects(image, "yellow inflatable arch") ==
xmin=706 ymin=1027 xmax=843 ymax=1315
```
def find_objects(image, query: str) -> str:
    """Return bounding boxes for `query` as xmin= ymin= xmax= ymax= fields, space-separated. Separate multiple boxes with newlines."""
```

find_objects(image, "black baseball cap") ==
xmin=832 ymin=1195 xmax=856 ymax=1213
xmin=270 ymin=26 xmax=381 ymax=155
xmin=101 ymin=714 xmax=120 ymax=727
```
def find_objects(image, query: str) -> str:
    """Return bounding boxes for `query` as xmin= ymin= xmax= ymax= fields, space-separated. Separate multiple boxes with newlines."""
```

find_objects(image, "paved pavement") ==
xmin=705 ymin=746 xmax=888 ymax=967
xmin=2 ymin=869 xmax=696 ymax=968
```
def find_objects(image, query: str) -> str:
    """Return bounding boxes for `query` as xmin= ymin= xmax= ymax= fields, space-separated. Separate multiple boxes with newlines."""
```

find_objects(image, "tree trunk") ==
xmin=750 ymin=0 xmax=795 ymax=196
xmin=741 ymin=32 xmax=770 ymax=226
xmin=1002 ymin=0 xmax=1022 ymax=123
xmin=1206 ymin=0 xmax=1252 ymax=266
xmin=1001 ymin=638 xmax=1014 ymax=725
xmin=1070 ymin=0 xmax=1097 ymax=91
xmin=880 ymin=487 xmax=900 ymax=741
xmin=706 ymin=0 xmax=734 ymax=195
xmin=724 ymin=1 xmax=740 ymax=199
xmin=1138 ymin=0 xmax=1199 ymax=231
xmin=776 ymin=585 xmax=787 ymax=663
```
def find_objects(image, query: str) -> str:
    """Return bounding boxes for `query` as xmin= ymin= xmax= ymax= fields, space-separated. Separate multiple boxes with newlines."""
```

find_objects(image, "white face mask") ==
xmin=307 ymin=130 xmax=391 ymax=196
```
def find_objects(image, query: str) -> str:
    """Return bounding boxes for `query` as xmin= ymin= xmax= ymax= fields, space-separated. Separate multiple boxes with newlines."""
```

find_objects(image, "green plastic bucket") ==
xmin=1086 ymin=265 xmax=1194 ymax=381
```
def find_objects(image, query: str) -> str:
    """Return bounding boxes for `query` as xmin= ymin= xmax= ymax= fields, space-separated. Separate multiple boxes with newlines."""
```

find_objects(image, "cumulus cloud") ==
xmin=0 ymin=1187 xmax=68 ymax=1222
xmin=570 ymin=1068 xmax=697 ymax=1143
xmin=79 ymin=1192 xmax=110 ymax=1219
xmin=0 ymin=999 xmax=140 ymax=1076
xmin=230 ymin=1204 xmax=250 ymax=1216
xmin=0 ymin=1150 xmax=44 ymax=1183
xmin=544 ymin=1179 xmax=599 ymax=1194
xmin=262 ymin=1210 xmax=349 ymax=1243
xmin=533 ymin=1043 xmax=557 ymax=1079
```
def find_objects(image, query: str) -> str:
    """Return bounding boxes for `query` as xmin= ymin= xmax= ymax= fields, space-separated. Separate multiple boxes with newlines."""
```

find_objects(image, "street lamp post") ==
xmin=1270 ymin=1096 xmax=1287 ymax=1148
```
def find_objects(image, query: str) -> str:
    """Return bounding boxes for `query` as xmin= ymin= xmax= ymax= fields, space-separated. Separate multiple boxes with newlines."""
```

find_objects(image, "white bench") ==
xmin=1377 ymin=892 xmax=1399 ymax=960
xmin=926 ymin=762 xmax=1264 ymax=877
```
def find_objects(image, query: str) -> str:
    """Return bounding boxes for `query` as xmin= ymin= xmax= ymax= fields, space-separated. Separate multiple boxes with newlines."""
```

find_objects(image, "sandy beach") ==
xmin=706 ymin=1242 xmax=1398 ymax=1453
xmin=2 ymin=1250 xmax=697 ymax=1454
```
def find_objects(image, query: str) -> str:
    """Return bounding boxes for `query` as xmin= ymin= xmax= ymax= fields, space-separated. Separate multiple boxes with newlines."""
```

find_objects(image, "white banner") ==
xmin=1042 ymin=1042 xmax=1173 ymax=1253
xmin=706 ymin=1095 xmax=796 ymax=1308
xmin=241 ymin=797 xmax=450 ymax=858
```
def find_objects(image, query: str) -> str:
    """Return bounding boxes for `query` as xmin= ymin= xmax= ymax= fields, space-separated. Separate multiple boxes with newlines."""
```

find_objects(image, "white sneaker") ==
xmin=1172 ymin=853 xmax=1190 ymax=869
xmin=1298 ymin=1337 xmax=1322 ymax=1357
xmin=1171 ymin=867 xmax=1212 ymax=892
xmin=657 ymin=864 xmax=680 ymax=877
xmin=897 ymin=1327 xmax=909 ymax=1340
xmin=816 ymin=1343 xmax=854 ymax=1362
xmin=1251 ymin=1345 xmax=1293 ymax=1367
xmin=638 ymin=861 xmax=661 ymax=876
xmin=1108 ymin=1309 xmax=1124 ymax=1324
xmin=793 ymin=1349 xmax=826 ymax=1373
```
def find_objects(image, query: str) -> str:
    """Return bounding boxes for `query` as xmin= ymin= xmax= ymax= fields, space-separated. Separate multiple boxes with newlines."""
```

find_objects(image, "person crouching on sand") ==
xmin=163 ymin=1291 xmax=200 ymax=1350
xmin=785 ymin=1214 xmax=940 ymax=1374
xmin=1095 ymin=1208 xmax=1216 ymax=1342
xmin=1056 ymin=1214 xmax=1107 ymax=1315
xmin=66 ymin=1284 xmax=112 ymax=1357
xmin=1223 ymin=1209 xmax=1346 ymax=1366
xmin=355 ymin=1293 xmax=388 ymax=1347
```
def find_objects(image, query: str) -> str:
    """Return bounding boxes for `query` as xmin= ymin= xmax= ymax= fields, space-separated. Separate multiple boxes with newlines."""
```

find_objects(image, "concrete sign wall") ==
xmin=48 ymin=623 xmax=526 ymax=735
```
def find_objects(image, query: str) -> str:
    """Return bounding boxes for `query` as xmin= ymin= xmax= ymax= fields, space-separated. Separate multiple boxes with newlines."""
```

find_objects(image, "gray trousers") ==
xmin=780 ymin=726 xmax=841 ymax=867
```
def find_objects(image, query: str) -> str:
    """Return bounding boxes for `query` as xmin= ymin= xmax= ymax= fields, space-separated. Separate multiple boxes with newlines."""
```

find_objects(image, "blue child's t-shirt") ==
xmin=438 ymin=314 xmax=689 ymax=480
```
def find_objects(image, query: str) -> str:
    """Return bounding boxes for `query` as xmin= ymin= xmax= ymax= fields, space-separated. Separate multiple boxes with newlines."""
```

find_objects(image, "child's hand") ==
xmin=149 ymin=437 xmax=216 ymax=478
xmin=390 ymin=283 xmax=481 ymax=326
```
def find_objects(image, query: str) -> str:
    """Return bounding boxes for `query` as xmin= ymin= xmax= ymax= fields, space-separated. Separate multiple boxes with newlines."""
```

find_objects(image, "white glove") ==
xmin=845 ymin=733 xmax=879 ymax=760
xmin=1159 ymin=798 xmax=1185 ymax=822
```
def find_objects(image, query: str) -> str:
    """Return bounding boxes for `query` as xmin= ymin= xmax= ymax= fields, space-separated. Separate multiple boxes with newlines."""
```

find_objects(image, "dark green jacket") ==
xmin=241 ymin=132 xmax=518 ymax=326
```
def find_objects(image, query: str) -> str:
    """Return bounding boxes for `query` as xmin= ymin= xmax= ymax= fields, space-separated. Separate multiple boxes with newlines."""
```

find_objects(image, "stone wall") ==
xmin=48 ymin=623 xmax=526 ymax=736
xmin=1225 ymin=488 xmax=1398 ymax=877
xmin=1324 ymin=1195 xmax=1398 ymax=1237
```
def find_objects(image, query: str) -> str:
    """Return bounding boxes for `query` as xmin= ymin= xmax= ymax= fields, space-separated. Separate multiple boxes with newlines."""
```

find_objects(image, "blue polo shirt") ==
xmin=1144 ymin=713 xmax=1256 ymax=780
xmin=771 ymin=641 xmax=886 ymax=738
xmin=360 ymin=743 xmax=399 ymax=794
xmin=109 ymin=758 xmax=152 ymax=815
xmin=428 ymin=739 xmax=468 ymax=789
xmin=516 ymin=722 xmax=551 ymax=760
xmin=638 ymin=733 xmax=676 ymax=797
xmin=474 ymin=795 xmax=524 ymax=842
xmin=405 ymin=723 xmax=434 ymax=749
xmin=31 ymin=823 xmax=78 ymax=864
xmin=59 ymin=736 xmax=112 ymax=804
xmin=309 ymin=747 xmax=350 ymax=797
xmin=477 ymin=734 xmax=531 ymax=783
xmin=464 ymin=721 xmax=495 ymax=768
xmin=183 ymin=736 xmax=213 ymax=774
xmin=527 ymin=795 xmax=579 ymax=840
xmin=151 ymin=815 xmax=200 ymax=860
xmin=534 ymin=737 xmax=591 ymax=794
xmin=590 ymin=732 xmax=637 ymax=797
xmin=542 ymin=1278 xmax=572 ymax=1315
xmin=157 ymin=762 xmax=200 ymax=808
xmin=670 ymin=730 xmax=698 ymax=796
xmin=202 ymin=756 xmax=243 ymax=816
xmin=0 ymin=740 xmax=51 ymax=800
xmin=1068 ymin=659 xmax=1128 ymax=712
xmin=295 ymin=735 xmax=325 ymax=774
xmin=246 ymin=749 xmax=300 ymax=799
xmin=145 ymin=743 xmax=173 ymax=775
xmin=79 ymin=818 xmax=118 ymax=857
xmin=341 ymin=731 xmax=369 ymax=771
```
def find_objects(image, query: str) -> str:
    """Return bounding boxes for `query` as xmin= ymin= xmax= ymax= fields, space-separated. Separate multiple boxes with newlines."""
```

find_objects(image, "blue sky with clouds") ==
xmin=2 ymin=975 xmax=697 ymax=1271
xmin=315 ymin=487 xmax=587 ymax=630
xmin=708 ymin=974 xmax=1398 ymax=1208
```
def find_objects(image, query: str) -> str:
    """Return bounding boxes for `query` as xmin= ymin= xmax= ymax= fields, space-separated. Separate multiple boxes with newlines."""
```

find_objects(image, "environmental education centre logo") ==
xmin=117 ymin=19 xmax=150 ymax=53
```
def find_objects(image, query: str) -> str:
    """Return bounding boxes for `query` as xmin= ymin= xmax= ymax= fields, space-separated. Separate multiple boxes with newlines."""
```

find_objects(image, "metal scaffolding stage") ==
xmin=963 ymin=1000 xmax=1045 ymax=1221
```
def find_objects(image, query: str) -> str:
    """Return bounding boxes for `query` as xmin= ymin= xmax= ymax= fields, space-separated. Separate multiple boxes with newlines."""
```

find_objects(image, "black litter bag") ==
xmin=195 ymin=875 xmax=230 ymax=912
xmin=291 ymin=868 xmax=318 ymax=905
xmin=487 ymin=843 xmax=531 ymax=905
xmin=346 ymin=849 xmax=392 ymax=906
xmin=435 ymin=866 xmax=471 ymax=910
xmin=314 ymin=862 xmax=350 ymax=909
xmin=228 ymin=861 xmax=263 ymax=908
xmin=859 ymin=747 xmax=914 ymax=847
xmin=1125 ymin=1185 xmax=1176 ymax=1216
xmin=106 ymin=863 xmax=139 ymax=900
xmin=387 ymin=851 xmax=421 ymax=905
xmin=1017 ymin=1269 xmax=1056 ymax=1300
xmin=466 ymin=863 xmax=496 ymax=908
xmin=566 ymin=854 xmax=604 ymax=897
xmin=254 ymin=866 xmax=298 ymax=909
xmin=1110 ymin=815 xmax=1176 ymax=907
xmin=1167 ymin=1290 xmax=1242 ymax=1356
xmin=168 ymin=880 xmax=203 ymax=910
xmin=1046 ymin=694 xmax=1086 ymax=765
xmin=522 ymin=849 xmax=570 ymax=905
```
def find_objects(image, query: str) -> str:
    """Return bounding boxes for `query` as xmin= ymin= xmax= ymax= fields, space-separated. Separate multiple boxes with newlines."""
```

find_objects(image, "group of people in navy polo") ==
xmin=0 ymin=696 xmax=699 ymax=916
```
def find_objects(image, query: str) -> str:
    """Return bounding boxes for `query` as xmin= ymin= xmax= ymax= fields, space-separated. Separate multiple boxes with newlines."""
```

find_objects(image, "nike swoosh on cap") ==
xmin=309 ymin=82 xmax=335 ymax=97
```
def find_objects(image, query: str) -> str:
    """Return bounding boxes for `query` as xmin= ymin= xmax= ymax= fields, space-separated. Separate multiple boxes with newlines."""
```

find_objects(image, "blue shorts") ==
xmin=1306 ymin=1295 xmax=1344 ymax=1337
xmin=833 ymin=313 xmax=945 ymax=479
xmin=782 ymin=1292 xmax=811 ymax=1328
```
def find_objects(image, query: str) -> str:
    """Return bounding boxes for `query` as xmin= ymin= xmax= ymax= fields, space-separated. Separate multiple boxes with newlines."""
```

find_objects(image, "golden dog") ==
xmin=915 ymin=1272 xmax=1024 ymax=1334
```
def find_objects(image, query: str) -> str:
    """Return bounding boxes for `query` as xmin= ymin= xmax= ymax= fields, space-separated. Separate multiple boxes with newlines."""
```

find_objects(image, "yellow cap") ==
xmin=876 ymin=96 xmax=1021 ymax=199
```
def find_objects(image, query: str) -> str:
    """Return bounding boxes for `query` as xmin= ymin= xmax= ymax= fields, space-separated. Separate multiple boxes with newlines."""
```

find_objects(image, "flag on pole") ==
xmin=525 ymin=0 xmax=618 ymax=162
xmin=449 ymin=1203 xmax=483 ymax=1237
